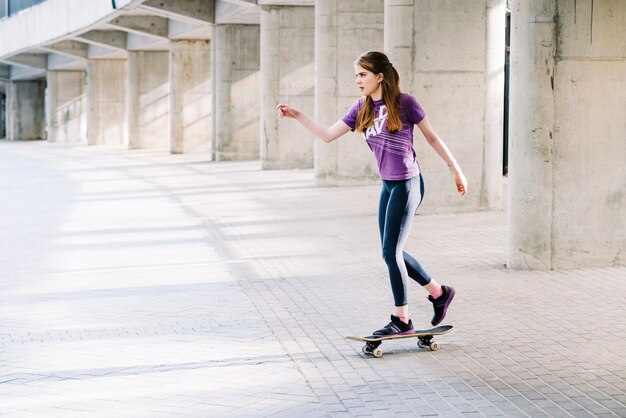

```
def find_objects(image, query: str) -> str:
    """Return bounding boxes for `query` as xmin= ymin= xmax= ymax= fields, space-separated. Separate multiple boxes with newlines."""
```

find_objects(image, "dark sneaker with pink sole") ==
xmin=372 ymin=315 xmax=414 ymax=337
xmin=428 ymin=285 xmax=455 ymax=326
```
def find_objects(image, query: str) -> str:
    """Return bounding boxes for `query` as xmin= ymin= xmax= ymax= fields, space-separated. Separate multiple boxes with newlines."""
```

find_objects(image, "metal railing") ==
xmin=1 ymin=0 xmax=48 ymax=19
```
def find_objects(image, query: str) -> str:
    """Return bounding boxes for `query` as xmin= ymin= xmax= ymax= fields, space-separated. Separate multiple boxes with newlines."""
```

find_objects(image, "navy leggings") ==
xmin=378 ymin=174 xmax=432 ymax=307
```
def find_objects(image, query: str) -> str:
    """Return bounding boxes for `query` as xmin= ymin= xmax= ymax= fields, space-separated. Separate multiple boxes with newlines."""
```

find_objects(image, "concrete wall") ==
xmin=552 ymin=0 xmax=626 ymax=268
xmin=169 ymin=40 xmax=212 ymax=155
xmin=127 ymin=51 xmax=169 ymax=150
xmin=385 ymin=0 xmax=505 ymax=213
xmin=508 ymin=0 xmax=626 ymax=269
xmin=46 ymin=70 xmax=87 ymax=143
xmin=314 ymin=0 xmax=383 ymax=185
xmin=260 ymin=6 xmax=315 ymax=170
xmin=213 ymin=24 xmax=260 ymax=161
xmin=87 ymin=59 xmax=127 ymax=146
xmin=7 ymin=80 xmax=46 ymax=140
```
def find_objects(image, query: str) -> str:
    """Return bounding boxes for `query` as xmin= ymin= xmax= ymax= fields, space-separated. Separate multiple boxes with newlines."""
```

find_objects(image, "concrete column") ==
xmin=6 ymin=80 xmax=46 ymax=141
xmin=87 ymin=60 xmax=126 ymax=146
xmin=385 ymin=0 xmax=505 ymax=212
xmin=508 ymin=0 xmax=626 ymax=269
xmin=127 ymin=51 xmax=170 ymax=150
xmin=384 ymin=0 xmax=413 ymax=84
xmin=507 ymin=0 xmax=556 ymax=270
xmin=508 ymin=0 xmax=556 ymax=270
xmin=260 ymin=6 xmax=314 ymax=170
xmin=46 ymin=71 xmax=87 ymax=144
xmin=213 ymin=24 xmax=260 ymax=161
xmin=315 ymin=0 xmax=384 ymax=185
xmin=169 ymin=40 xmax=212 ymax=155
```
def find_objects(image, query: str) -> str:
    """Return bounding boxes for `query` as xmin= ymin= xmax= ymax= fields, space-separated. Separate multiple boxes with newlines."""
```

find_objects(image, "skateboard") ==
xmin=345 ymin=325 xmax=453 ymax=358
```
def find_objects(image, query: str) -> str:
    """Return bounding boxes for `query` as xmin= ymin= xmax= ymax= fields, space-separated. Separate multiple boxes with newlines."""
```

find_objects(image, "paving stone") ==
xmin=1 ymin=142 xmax=625 ymax=417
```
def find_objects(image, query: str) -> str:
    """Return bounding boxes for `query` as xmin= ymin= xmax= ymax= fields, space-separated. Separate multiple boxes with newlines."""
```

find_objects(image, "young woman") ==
xmin=277 ymin=51 xmax=467 ymax=335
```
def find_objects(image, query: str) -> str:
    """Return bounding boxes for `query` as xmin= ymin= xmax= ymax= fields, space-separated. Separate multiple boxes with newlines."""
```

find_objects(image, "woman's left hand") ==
xmin=454 ymin=169 xmax=467 ymax=196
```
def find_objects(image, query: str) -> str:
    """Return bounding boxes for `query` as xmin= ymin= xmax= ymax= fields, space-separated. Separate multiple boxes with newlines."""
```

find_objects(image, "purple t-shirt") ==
xmin=341 ymin=93 xmax=426 ymax=181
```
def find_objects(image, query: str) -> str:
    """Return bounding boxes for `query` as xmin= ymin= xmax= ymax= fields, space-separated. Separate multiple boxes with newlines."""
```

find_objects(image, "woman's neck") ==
xmin=370 ymin=91 xmax=383 ymax=101
xmin=370 ymin=84 xmax=383 ymax=101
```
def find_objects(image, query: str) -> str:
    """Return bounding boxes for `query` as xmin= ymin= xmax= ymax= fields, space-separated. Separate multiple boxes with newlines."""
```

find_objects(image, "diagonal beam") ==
xmin=41 ymin=40 xmax=88 ymax=59
xmin=125 ymin=32 xmax=169 ymax=51
xmin=47 ymin=53 xmax=87 ymax=71
xmin=1 ymin=54 xmax=47 ymax=70
xmin=6 ymin=65 xmax=46 ymax=81
xmin=168 ymin=20 xmax=201 ymax=38
xmin=139 ymin=0 xmax=215 ymax=24
xmin=87 ymin=45 xmax=128 ymax=59
xmin=215 ymin=0 xmax=259 ymax=24
xmin=0 ymin=64 xmax=10 ymax=80
xmin=108 ymin=15 xmax=169 ymax=40
xmin=76 ymin=30 xmax=128 ymax=51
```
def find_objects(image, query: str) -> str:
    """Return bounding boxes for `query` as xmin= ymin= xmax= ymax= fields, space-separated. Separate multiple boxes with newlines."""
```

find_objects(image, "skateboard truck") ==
xmin=417 ymin=335 xmax=439 ymax=351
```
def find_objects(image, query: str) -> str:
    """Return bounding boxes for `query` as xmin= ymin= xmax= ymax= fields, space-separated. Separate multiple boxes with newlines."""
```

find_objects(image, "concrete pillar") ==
xmin=213 ymin=24 xmax=260 ymax=161
xmin=169 ymin=40 xmax=212 ymax=155
xmin=127 ymin=51 xmax=169 ymax=150
xmin=384 ymin=0 xmax=505 ymax=212
xmin=46 ymin=71 xmax=87 ymax=144
xmin=508 ymin=0 xmax=626 ymax=269
xmin=314 ymin=0 xmax=384 ymax=185
xmin=260 ymin=6 xmax=315 ymax=170
xmin=6 ymin=80 xmax=46 ymax=141
xmin=87 ymin=60 xmax=126 ymax=146
xmin=508 ymin=0 xmax=555 ymax=270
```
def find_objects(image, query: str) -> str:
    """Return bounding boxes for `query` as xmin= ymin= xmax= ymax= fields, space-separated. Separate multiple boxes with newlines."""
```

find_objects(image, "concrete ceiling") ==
xmin=0 ymin=0 xmax=263 ymax=81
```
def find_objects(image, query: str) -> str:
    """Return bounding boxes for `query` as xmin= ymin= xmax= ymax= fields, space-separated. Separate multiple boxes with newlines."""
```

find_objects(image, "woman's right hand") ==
xmin=276 ymin=104 xmax=300 ymax=119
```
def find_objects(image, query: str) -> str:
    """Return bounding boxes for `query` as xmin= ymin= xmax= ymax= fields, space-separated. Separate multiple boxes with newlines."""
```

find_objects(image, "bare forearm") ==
xmin=428 ymin=135 xmax=461 ymax=171
xmin=277 ymin=103 xmax=350 ymax=143
xmin=294 ymin=112 xmax=335 ymax=143
xmin=417 ymin=117 xmax=461 ymax=171
xmin=424 ymin=131 xmax=467 ymax=195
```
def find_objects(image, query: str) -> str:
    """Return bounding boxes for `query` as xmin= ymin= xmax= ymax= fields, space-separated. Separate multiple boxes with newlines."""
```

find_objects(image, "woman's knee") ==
xmin=381 ymin=245 xmax=399 ymax=266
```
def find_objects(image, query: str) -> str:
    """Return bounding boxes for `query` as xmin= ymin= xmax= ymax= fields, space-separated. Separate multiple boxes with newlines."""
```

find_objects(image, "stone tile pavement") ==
xmin=0 ymin=140 xmax=625 ymax=417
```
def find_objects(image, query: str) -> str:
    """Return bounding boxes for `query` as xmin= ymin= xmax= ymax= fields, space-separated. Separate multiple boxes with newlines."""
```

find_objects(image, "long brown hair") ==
xmin=354 ymin=51 xmax=402 ymax=133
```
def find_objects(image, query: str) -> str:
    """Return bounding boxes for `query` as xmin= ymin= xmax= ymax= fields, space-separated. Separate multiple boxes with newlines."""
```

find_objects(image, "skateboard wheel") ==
xmin=418 ymin=338 xmax=431 ymax=349
xmin=430 ymin=342 xmax=439 ymax=351
xmin=363 ymin=343 xmax=383 ymax=357
xmin=363 ymin=343 xmax=377 ymax=354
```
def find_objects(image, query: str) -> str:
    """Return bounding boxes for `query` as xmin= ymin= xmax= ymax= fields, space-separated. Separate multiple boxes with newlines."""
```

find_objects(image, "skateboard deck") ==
xmin=345 ymin=325 xmax=452 ymax=358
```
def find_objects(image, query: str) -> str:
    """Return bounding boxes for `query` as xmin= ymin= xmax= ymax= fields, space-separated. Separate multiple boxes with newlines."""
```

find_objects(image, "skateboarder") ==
xmin=277 ymin=51 xmax=467 ymax=336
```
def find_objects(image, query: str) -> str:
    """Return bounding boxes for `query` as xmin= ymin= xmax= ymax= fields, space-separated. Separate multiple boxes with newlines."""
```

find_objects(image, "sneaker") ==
xmin=372 ymin=315 xmax=414 ymax=336
xmin=428 ymin=285 xmax=455 ymax=326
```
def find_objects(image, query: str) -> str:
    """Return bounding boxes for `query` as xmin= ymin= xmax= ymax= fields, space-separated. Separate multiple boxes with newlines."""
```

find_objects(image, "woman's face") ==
xmin=354 ymin=64 xmax=383 ymax=98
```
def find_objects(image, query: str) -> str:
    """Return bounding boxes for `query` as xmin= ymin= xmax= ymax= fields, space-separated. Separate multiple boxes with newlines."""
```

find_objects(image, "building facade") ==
xmin=0 ymin=0 xmax=624 ymax=270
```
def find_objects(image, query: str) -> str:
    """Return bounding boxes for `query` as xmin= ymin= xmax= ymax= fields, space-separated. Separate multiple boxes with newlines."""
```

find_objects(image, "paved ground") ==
xmin=0 ymin=140 xmax=625 ymax=418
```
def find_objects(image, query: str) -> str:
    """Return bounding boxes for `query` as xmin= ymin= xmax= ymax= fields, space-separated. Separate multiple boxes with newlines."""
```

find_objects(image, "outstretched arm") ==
xmin=277 ymin=104 xmax=351 ymax=143
xmin=417 ymin=117 xmax=468 ymax=196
